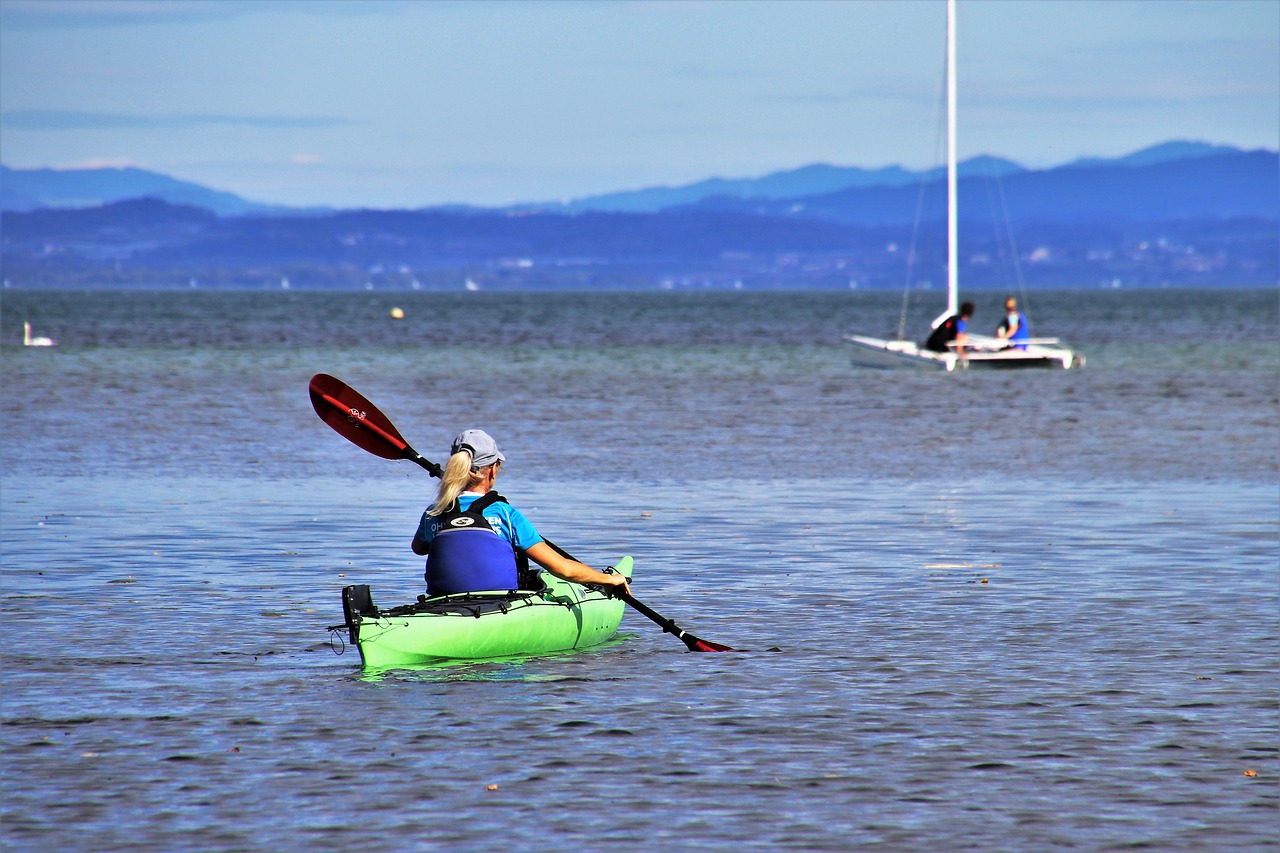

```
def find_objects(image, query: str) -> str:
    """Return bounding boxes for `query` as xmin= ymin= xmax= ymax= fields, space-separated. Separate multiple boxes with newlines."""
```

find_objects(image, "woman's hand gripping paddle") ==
xmin=308 ymin=373 xmax=733 ymax=653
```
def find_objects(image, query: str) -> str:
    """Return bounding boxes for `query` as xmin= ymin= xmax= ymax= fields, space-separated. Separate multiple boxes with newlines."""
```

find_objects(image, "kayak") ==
xmin=336 ymin=556 xmax=634 ymax=668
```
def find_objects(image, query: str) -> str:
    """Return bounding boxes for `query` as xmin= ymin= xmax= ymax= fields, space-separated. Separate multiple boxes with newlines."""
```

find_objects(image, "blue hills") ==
xmin=0 ymin=165 xmax=290 ymax=217
xmin=0 ymin=140 xmax=1256 ymax=217
xmin=679 ymin=148 xmax=1278 ymax=225
xmin=1 ymin=141 xmax=1275 ymax=289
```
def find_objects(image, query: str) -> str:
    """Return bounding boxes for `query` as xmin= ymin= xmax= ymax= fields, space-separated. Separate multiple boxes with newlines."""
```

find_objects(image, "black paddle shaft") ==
xmin=544 ymin=539 xmax=731 ymax=652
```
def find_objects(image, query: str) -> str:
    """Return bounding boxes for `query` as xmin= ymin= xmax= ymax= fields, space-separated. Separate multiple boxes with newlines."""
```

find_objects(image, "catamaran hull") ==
xmin=846 ymin=335 xmax=961 ymax=371
xmin=845 ymin=335 xmax=1083 ymax=371
xmin=338 ymin=556 xmax=633 ymax=668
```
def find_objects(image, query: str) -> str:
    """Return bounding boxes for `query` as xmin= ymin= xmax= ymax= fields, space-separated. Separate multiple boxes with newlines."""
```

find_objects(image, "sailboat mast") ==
xmin=945 ymin=0 xmax=958 ymax=319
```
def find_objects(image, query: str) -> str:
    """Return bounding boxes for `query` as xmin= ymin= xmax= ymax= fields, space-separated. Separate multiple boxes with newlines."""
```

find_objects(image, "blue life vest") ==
xmin=1009 ymin=311 xmax=1030 ymax=349
xmin=423 ymin=492 xmax=519 ymax=595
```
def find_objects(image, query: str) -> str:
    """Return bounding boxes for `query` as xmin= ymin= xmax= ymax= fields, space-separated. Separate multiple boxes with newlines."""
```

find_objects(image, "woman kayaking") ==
xmin=411 ymin=429 xmax=630 ymax=597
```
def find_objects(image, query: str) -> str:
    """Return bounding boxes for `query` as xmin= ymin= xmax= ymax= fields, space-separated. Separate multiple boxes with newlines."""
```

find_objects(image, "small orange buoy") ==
xmin=390 ymin=307 xmax=405 ymax=319
xmin=1244 ymin=769 xmax=1258 ymax=777
xmin=485 ymin=783 xmax=499 ymax=791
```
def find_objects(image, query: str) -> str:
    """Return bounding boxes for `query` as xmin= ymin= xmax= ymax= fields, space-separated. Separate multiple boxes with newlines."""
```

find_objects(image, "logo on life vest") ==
xmin=449 ymin=517 xmax=477 ymax=528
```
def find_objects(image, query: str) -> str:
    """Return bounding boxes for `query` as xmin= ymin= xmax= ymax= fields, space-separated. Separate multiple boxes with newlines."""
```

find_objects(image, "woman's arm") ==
xmin=525 ymin=541 xmax=630 ymax=593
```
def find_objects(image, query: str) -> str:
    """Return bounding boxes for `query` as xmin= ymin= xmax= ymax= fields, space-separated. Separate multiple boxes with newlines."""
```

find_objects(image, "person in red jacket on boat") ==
xmin=411 ymin=429 xmax=629 ymax=597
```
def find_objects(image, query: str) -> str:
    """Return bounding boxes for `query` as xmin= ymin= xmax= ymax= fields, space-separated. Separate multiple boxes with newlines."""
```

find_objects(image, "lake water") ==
xmin=2 ymin=288 xmax=1277 ymax=850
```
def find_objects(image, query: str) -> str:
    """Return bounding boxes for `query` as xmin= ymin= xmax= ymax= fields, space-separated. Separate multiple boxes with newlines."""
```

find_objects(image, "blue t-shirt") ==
xmin=414 ymin=492 xmax=543 ymax=552
xmin=957 ymin=317 xmax=968 ymax=334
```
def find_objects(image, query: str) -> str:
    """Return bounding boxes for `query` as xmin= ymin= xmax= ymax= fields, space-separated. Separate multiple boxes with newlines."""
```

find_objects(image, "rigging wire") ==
xmin=897 ymin=48 xmax=950 ymax=341
xmin=991 ymin=166 xmax=1034 ymax=324
xmin=970 ymin=79 xmax=1034 ymax=327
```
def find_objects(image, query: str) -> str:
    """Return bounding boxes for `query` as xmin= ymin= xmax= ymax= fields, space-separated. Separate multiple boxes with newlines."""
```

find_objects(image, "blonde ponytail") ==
xmin=426 ymin=450 xmax=487 ymax=516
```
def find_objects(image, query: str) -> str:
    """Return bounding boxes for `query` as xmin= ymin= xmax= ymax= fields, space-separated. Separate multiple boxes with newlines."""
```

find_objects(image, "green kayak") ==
xmin=337 ymin=556 xmax=634 ymax=668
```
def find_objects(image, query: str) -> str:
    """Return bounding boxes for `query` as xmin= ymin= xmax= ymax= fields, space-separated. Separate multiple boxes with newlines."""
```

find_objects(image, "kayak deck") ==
xmin=337 ymin=556 xmax=633 ymax=668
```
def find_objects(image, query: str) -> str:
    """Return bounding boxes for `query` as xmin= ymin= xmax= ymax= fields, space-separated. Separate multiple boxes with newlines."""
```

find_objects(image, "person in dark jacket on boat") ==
xmin=411 ymin=429 xmax=629 ymax=597
xmin=924 ymin=301 xmax=975 ymax=354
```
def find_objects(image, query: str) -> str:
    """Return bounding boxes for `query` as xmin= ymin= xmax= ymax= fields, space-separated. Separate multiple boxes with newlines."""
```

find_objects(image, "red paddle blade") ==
xmin=309 ymin=373 xmax=411 ymax=460
xmin=689 ymin=637 xmax=734 ymax=652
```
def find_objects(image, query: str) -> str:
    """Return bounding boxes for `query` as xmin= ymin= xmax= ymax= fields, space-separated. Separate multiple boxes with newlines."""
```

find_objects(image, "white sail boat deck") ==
xmin=845 ymin=331 xmax=1082 ymax=371
xmin=845 ymin=0 xmax=1083 ymax=372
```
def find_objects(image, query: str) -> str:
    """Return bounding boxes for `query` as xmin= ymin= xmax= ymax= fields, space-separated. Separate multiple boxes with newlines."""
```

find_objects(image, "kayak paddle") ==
xmin=308 ymin=373 xmax=733 ymax=652
xmin=540 ymin=539 xmax=733 ymax=653
xmin=309 ymin=373 xmax=442 ymax=476
xmin=615 ymin=590 xmax=734 ymax=653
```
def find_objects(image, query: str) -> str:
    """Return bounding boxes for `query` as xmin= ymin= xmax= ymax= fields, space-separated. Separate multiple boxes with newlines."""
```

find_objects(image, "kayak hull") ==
xmin=339 ymin=556 xmax=633 ymax=668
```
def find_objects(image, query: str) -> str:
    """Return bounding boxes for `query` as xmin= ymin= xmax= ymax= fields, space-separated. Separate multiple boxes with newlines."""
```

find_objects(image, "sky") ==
xmin=1 ymin=0 xmax=1276 ymax=209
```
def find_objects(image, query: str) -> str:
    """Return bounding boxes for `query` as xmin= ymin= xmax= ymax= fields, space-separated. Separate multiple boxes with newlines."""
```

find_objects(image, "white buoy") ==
xmin=23 ymin=322 xmax=55 ymax=347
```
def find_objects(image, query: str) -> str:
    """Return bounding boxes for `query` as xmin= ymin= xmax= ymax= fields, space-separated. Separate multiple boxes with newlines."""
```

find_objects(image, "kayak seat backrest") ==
xmin=342 ymin=584 xmax=377 ymax=623
xmin=517 ymin=556 xmax=546 ymax=593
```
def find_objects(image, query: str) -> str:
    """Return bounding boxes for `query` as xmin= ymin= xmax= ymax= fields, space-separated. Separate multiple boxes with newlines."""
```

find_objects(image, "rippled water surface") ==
xmin=3 ymin=289 xmax=1277 ymax=850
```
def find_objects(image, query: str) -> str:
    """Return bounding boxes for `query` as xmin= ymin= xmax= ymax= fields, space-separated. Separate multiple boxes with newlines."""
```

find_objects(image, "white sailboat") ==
xmin=845 ymin=0 xmax=1083 ymax=372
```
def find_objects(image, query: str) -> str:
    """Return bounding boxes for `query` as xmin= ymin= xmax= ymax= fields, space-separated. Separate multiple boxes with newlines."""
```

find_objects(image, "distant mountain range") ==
xmin=680 ymin=149 xmax=1277 ymax=225
xmin=1 ymin=141 xmax=1275 ymax=290
xmin=550 ymin=141 xmax=1246 ymax=215
xmin=0 ymin=165 xmax=298 ymax=217
xmin=0 ymin=140 xmax=1256 ymax=217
